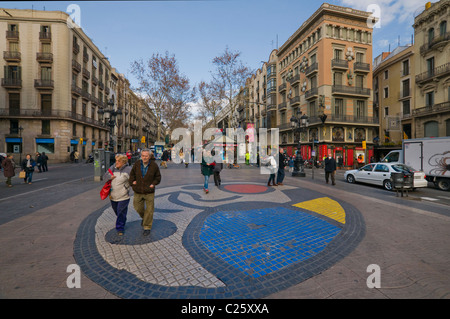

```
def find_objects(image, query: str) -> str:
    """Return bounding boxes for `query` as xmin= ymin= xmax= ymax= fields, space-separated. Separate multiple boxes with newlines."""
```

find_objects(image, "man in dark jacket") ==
xmin=129 ymin=149 xmax=161 ymax=235
xmin=277 ymin=148 xmax=287 ymax=185
xmin=2 ymin=154 xmax=15 ymax=187
xmin=324 ymin=154 xmax=337 ymax=185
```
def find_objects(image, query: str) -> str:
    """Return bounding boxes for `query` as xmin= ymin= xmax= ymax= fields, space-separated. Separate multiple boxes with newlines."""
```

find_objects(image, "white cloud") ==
xmin=338 ymin=0 xmax=430 ymax=27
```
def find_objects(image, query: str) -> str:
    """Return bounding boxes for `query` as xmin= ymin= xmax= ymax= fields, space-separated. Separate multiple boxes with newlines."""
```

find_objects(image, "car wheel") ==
xmin=437 ymin=179 xmax=450 ymax=191
xmin=346 ymin=174 xmax=355 ymax=184
xmin=383 ymin=179 xmax=393 ymax=191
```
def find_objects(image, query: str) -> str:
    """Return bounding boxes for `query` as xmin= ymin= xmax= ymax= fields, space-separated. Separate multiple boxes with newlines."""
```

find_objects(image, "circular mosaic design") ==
xmin=223 ymin=184 xmax=269 ymax=194
xmin=74 ymin=183 xmax=365 ymax=299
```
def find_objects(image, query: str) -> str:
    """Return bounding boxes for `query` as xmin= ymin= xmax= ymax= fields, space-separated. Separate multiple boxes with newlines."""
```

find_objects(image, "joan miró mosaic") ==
xmin=74 ymin=183 xmax=365 ymax=298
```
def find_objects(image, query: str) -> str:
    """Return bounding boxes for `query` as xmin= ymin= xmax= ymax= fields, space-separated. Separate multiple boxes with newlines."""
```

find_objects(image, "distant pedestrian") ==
xmin=277 ymin=148 xmax=286 ymax=185
xmin=201 ymin=150 xmax=215 ymax=194
xmin=267 ymin=149 xmax=278 ymax=186
xmin=126 ymin=150 xmax=132 ymax=165
xmin=21 ymin=154 xmax=36 ymax=184
xmin=288 ymin=156 xmax=294 ymax=173
xmin=41 ymin=152 xmax=48 ymax=172
xmin=2 ymin=154 xmax=15 ymax=188
xmin=129 ymin=149 xmax=161 ymax=236
xmin=36 ymin=152 xmax=43 ymax=173
xmin=74 ymin=150 xmax=79 ymax=163
xmin=213 ymin=158 xmax=223 ymax=187
xmin=324 ymin=155 xmax=337 ymax=185
xmin=104 ymin=154 xmax=132 ymax=236
xmin=70 ymin=150 xmax=75 ymax=163
xmin=160 ymin=149 xmax=169 ymax=169
xmin=245 ymin=151 xmax=250 ymax=165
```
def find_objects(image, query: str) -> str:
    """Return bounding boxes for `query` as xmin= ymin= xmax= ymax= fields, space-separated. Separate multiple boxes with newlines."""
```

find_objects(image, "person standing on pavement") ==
xmin=21 ymin=154 xmax=36 ymax=184
xmin=41 ymin=152 xmax=48 ymax=172
xmin=160 ymin=149 xmax=169 ymax=169
xmin=324 ymin=154 xmax=337 ymax=185
xmin=104 ymin=154 xmax=132 ymax=236
xmin=267 ymin=149 xmax=278 ymax=187
xmin=35 ymin=152 xmax=43 ymax=173
xmin=277 ymin=148 xmax=287 ymax=185
xmin=213 ymin=152 xmax=223 ymax=187
xmin=129 ymin=149 xmax=161 ymax=236
xmin=74 ymin=150 xmax=79 ymax=163
xmin=2 ymin=154 xmax=15 ymax=188
xmin=201 ymin=150 xmax=215 ymax=194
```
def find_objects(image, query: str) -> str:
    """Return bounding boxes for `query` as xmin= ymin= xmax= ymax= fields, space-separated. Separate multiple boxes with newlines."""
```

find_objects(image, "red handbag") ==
xmin=100 ymin=168 xmax=114 ymax=200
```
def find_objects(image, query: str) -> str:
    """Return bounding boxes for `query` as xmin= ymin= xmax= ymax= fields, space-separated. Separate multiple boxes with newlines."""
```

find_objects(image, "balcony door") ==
xmin=41 ymin=94 xmax=52 ymax=116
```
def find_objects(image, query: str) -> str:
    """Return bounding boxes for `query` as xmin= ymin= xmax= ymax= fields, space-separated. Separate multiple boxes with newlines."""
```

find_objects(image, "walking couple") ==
xmin=104 ymin=149 xmax=161 ymax=236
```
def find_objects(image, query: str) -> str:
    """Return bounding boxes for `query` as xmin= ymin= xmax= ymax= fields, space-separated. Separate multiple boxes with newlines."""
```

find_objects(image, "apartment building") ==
xmin=373 ymin=45 xmax=414 ymax=159
xmin=412 ymin=0 xmax=450 ymax=137
xmin=245 ymin=3 xmax=377 ymax=167
xmin=0 ymin=8 xmax=112 ymax=162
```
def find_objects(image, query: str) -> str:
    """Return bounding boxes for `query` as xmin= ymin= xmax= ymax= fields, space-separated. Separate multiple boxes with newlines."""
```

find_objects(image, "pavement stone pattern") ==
xmin=74 ymin=182 xmax=365 ymax=299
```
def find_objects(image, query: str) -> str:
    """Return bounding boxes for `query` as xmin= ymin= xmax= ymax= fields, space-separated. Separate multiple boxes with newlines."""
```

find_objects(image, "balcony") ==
xmin=305 ymin=62 xmax=318 ymax=76
xmin=3 ymin=51 xmax=21 ymax=62
xmin=288 ymin=74 xmax=301 ymax=85
xmin=267 ymin=104 xmax=277 ymax=111
xmin=39 ymin=31 xmax=51 ymax=41
xmin=278 ymin=102 xmax=287 ymax=111
xmin=6 ymin=30 xmax=19 ymax=40
xmin=71 ymin=83 xmax=82 ymax=96
xmin=289 ymin=95 xmax=301 ymax=106
xmin=307 ymin=114 xmax=379 ymax=126
xmin=1 ymin=78 xmax=22 ymax=89
xmin=415 ymin=62 xmax=450 ymax=86
xmin=81 ymin=90 xmax=91 ymax=101
xmin=105 ymin=86 xmax=110 ymax=95
xmin=354 ymin=62 xmax=370 ymax=73
xmin=83 ymin=52 xmax=89 ymax=63
xmin=99 ymin=81 xmax=104 ymax=90
xmin=331 ymin=59 xmax=349 ymax=69
xmin=82 ymin=68 xmax=90 ymax=79
xmin=332 ymin=85 xmax=370 ymax=97
xmin=412 ymin=101 xmax=450 ymax=117
xmin=36 ymin=52 xmax=53 ymax=63
xmin=92 ymin=76 xmax=98 ymax=86
xmin=305 ymin=87 xmax=318 ymax=99
xmin=278 ymin=83 xmax=287 ymax=92
xmin=73 ymin=42 xmax=80 ymax=55
xmin=34 ymin=79 xmax=54 ymax=89
xmin=72 ymin=59 xmax=81 ymax=73
xmin=420 ymin=31 xmax=450 ymax=55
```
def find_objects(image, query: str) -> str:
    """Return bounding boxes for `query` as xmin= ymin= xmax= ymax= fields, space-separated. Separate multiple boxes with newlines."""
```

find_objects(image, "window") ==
xmin=40 ymin=66 xmax=52 ymax=80
xmin=440 ymin=21 xmax=447 ymax=36
xmin=402 ymin=100 xmax=410 ymax=115
xmin=309 ymin=100 xmax=317 ymax=117
xmin=402 ymin=60 xmax=409 ymax=76
xmin=384 ymin=87 xmax=389 ymax=98
xmin=384 ymin=106 xmax=389 ymax=118
xmin=9 ymin=41 xmax=19 ymax=52
xmin=402 ymin=79 xmax=410 ymax=97
xmin=384 ymin=70 xmax=388 ymax=79
xmin=73 ymin=123 xmax=77 ymax=136
xmin=356 ymin=100 xmax=366 ymax=118
xmin=72 ymin=98 xmax=77 ymax=114
xmin=4 ymin=65 xmax=21 ymax=79
xmin=310 ymin=75 xmax=317 ymax=88
xmin=9 ymin=93 xmax=20 ymax=115
xmin=361 ymin=164 xmax=375 ymax=171
xmin=333 ymin=72 xmax=343 ymax=86
xmin=427 ymin=57 xmax=435 ymax=75
xmin=41 ymin=43 xmax=51 ymax=53
xmin=428 ymin=28 xmax=435 ymax=44
xmin=334 ymin=49 xmax=342 ymax=60
xmin=426 ymin=91 xmax=434 ymax=107
xmin=40 ymin=94 xmax=52 ymax=115
xmin=374 ymin=164 xmax=389 ymax=172
xmin=334 ymin=98 xmax=344 ymax=116
xmin=356 ymin=75 xmax=364 ymax=88
xmin=41 ymin=120 xmax=51 ymax=135
xmin=356 ymin=52 xmax=364 ymax=63
xmin=424 ymin=121 xmax=438 ymax=137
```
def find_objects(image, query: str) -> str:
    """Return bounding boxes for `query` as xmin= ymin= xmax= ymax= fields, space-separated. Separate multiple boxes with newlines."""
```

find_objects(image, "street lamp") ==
xmin=98 ymin=98 xmax=122 ymax=154
xmin=290 ymin=111 xmax=308 ymax=177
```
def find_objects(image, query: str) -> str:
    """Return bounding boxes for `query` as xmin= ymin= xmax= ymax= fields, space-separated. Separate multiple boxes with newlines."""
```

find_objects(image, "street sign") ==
xmin=362 ymin=141 xmax=366 ymax=149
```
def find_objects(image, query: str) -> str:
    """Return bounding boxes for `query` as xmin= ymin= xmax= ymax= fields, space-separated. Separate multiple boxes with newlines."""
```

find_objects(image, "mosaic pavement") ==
xmin=74 ymin=182 xmax=365 ymax=299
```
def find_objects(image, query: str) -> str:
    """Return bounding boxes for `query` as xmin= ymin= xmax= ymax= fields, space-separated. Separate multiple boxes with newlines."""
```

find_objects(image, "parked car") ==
xmin=344 ymin=162 xmax=428 ymax=191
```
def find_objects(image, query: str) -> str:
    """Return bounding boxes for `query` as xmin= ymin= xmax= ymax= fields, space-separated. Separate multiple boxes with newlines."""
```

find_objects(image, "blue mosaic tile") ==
xmin=199 ymin=206 xmax=341 ymax=278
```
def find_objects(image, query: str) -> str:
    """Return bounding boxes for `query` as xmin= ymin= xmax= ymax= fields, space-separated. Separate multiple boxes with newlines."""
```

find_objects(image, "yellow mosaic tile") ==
xmin=293 ymin=197 xmax=346 ymax=224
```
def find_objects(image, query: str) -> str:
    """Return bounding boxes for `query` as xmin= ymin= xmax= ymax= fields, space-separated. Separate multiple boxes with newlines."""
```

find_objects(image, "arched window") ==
xmin=424 ymin=121 xmax=439 ymax=137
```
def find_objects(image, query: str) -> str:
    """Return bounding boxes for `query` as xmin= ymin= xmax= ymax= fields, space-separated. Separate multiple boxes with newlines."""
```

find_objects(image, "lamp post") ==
xmin=98 ymin=98 xmax=122 ymax=154
xmin=290 ymin=111 xmax=308 ymax=177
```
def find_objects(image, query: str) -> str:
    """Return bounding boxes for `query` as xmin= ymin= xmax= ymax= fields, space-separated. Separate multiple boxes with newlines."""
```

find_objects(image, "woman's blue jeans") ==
xmin=204 ymin=175 xmax=210 ymax=190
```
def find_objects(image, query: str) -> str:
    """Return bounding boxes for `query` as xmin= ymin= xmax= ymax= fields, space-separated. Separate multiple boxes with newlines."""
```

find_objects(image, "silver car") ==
xmin=344 ymin=163 xmax=428 ymax=191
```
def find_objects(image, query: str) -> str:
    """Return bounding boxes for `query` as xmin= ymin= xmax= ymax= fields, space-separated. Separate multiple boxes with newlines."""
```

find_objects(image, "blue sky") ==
xmin=1 ymin=0 xmax=431 ymax=89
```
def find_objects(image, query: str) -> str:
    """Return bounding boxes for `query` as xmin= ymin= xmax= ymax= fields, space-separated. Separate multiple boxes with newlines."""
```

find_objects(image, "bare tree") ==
xmin=210 ymin=47 xmax=254 ymax=128
xmin=130 ymin=51 xmax=194 ymax=140
xmin=196 ymin=80 xmax=223 ymax=127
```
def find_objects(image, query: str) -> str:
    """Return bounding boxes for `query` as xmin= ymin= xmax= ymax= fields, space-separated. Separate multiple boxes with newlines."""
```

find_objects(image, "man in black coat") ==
xmin=277 ymin=148 xmax=287 ymax=185
xmin=324 ymin=155 xmax=337 ymax=185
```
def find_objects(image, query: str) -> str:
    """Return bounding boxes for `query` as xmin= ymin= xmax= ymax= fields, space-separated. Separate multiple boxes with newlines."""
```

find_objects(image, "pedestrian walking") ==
xmin=36 ymin=152 xmax=43 ymax=173
xmin=129 ymin=149 xmax=161 ymax=236
xmin=126 ymin=150 xmax=132 ymax=165
xmin=41 ymin=152 xmax=49 ymax=172
xmin=104 ymin=154 xmax=132 ymax=236
xmin=277 ymin=148 xmax=287 ymax=185
xmin=324 ymin=154 xmax=337 ymax=185
xmin=160 ymin=149 xmax=169 ymax=169
xmin=213 ymin=158 xmax=223 ymax=187
xmin=2 ymin=154 xmax=15 ymax=188
xmin=21 ymin=154 xmax=36 ymax=184
xmin=267 ymin=149 xmax=278 ymax=186
xmin=245 ymin=151 xmax=250 ymax=165
xmin=201 ymin=150 xmax=215 ymax=194
xmin=74 ymin=150 xmax=79 ymax=163
xmin=288 ymin=156 xmax=294 ymax=173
